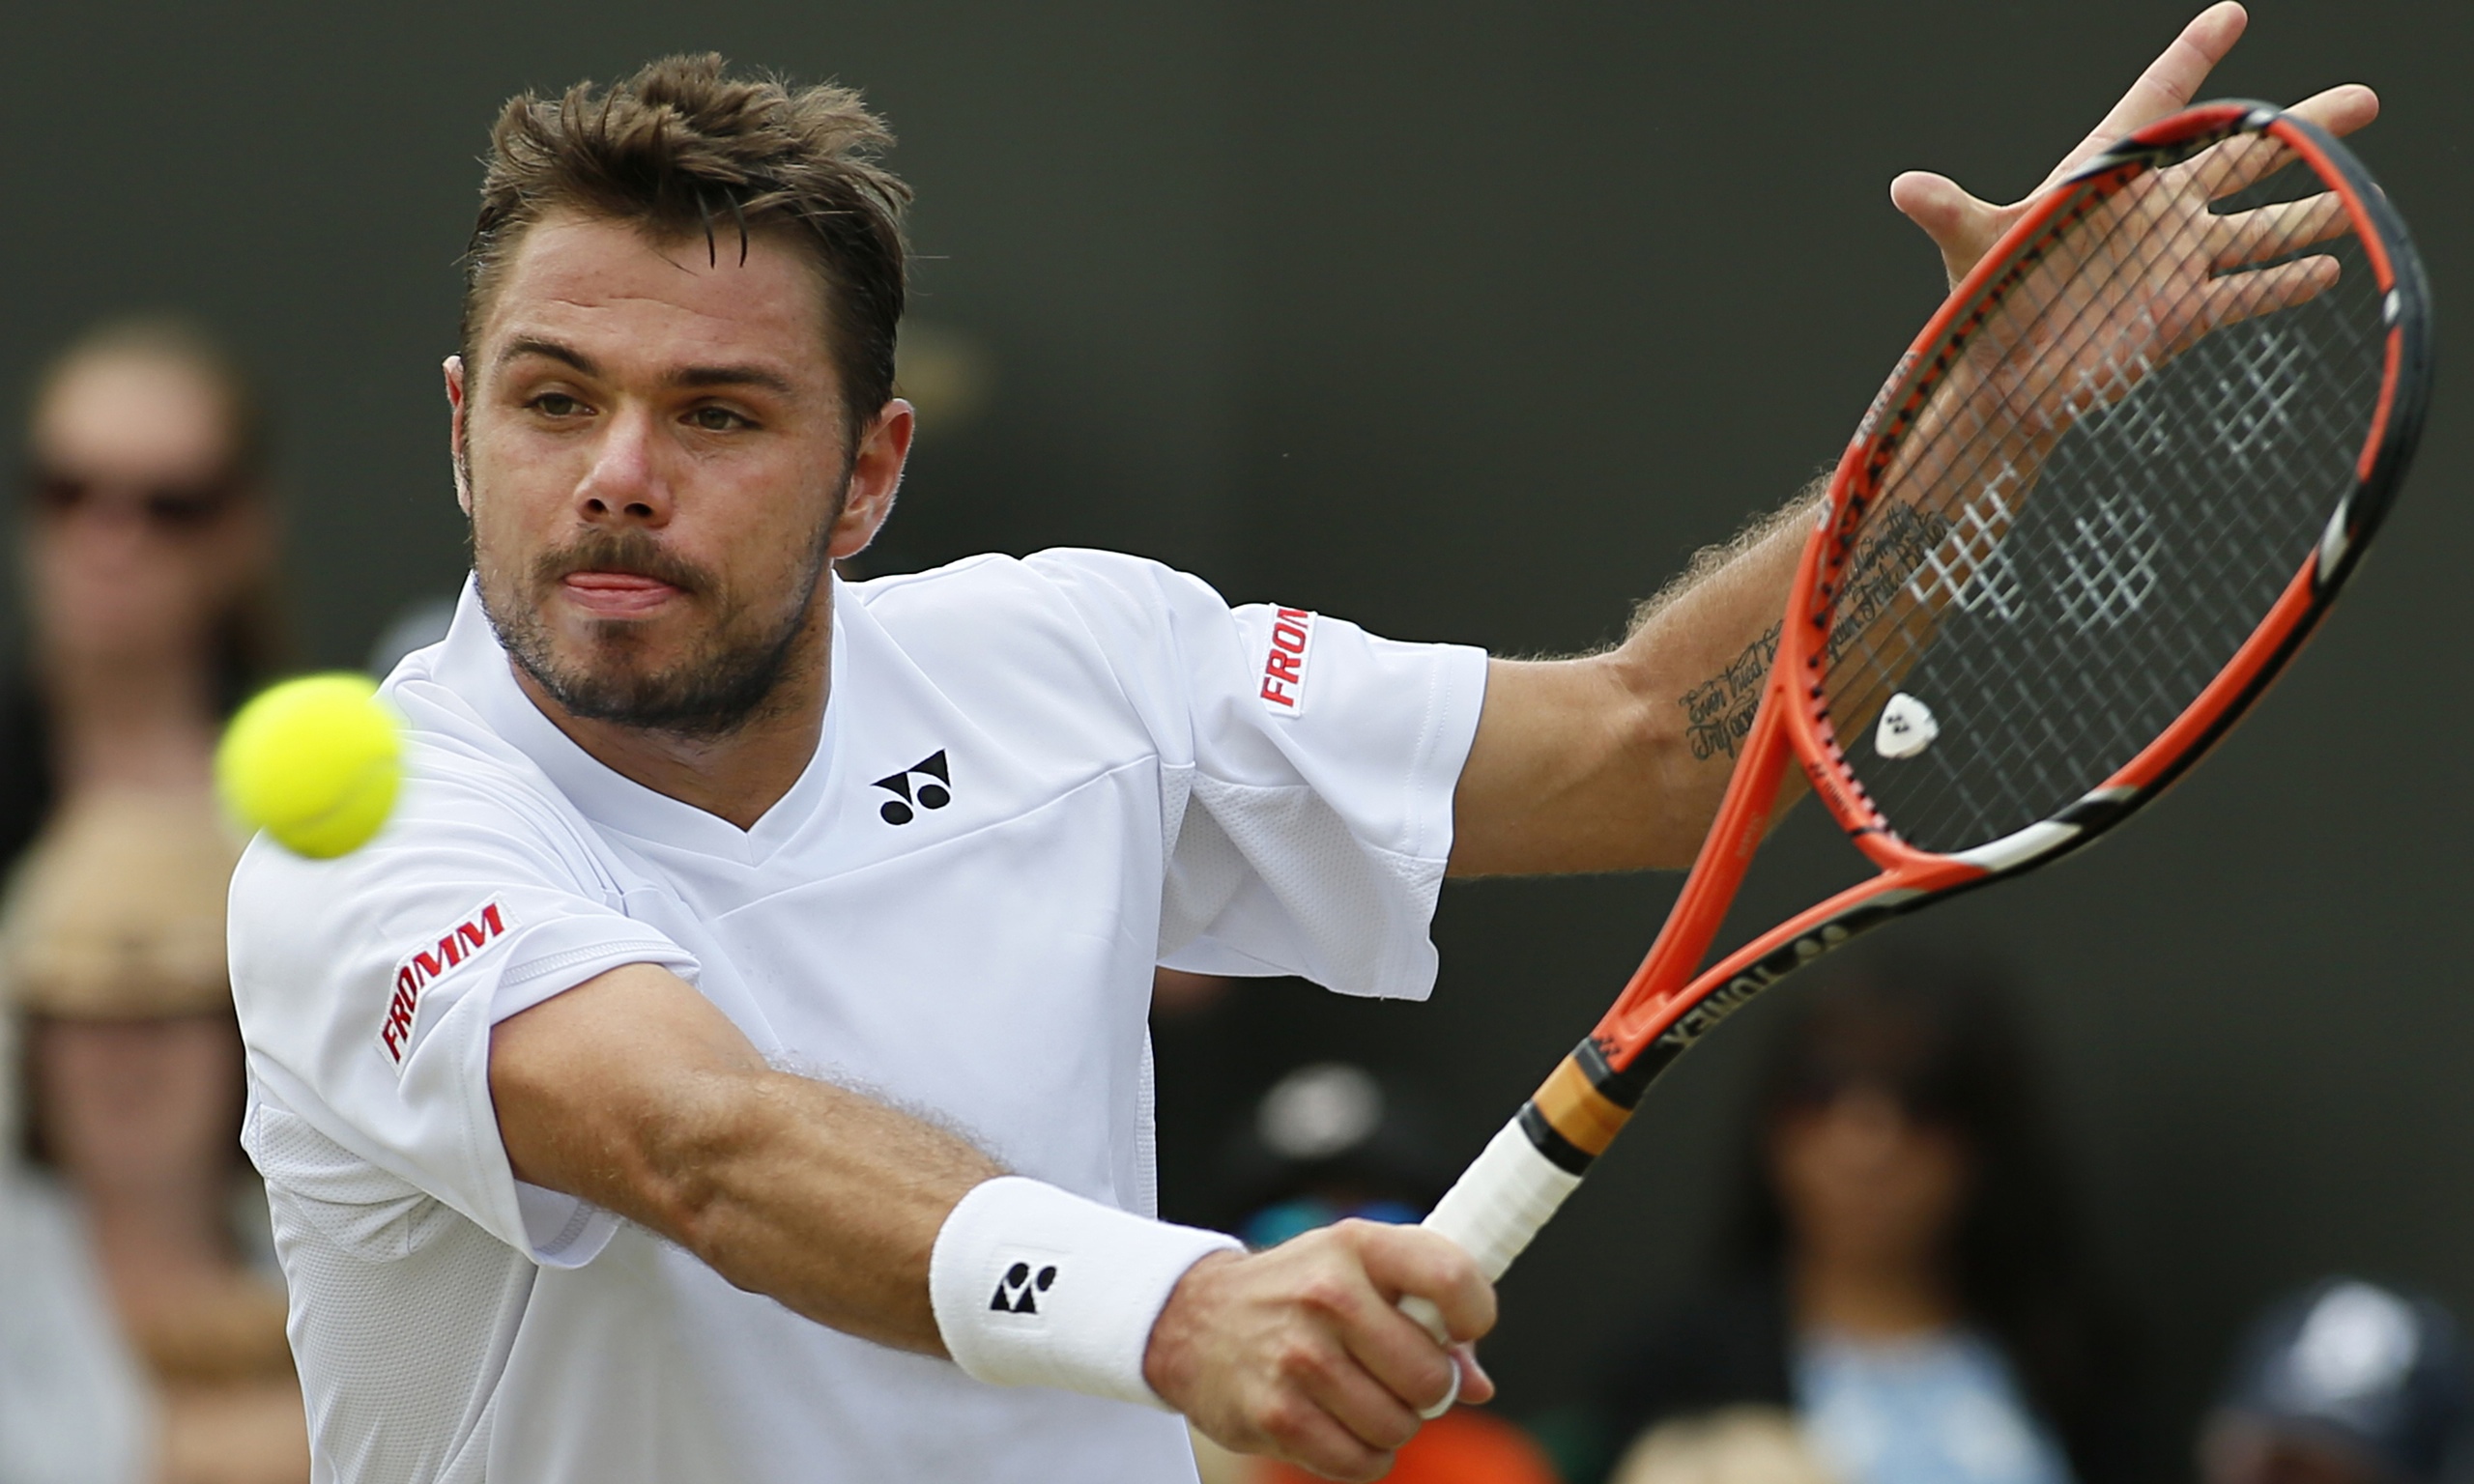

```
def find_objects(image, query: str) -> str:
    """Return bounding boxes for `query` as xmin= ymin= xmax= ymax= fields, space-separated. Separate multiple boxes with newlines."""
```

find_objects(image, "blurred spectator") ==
xmin=2201 ymin=1278 xmax=2472 ymax=1484
xmin=1192 ymin=1062 xmax=1563 ymax=1484
xmin=0 ymin=316 xmax=305 ymax=1482
xmin=1598 ymin=952 xmax=2142 ymax=1484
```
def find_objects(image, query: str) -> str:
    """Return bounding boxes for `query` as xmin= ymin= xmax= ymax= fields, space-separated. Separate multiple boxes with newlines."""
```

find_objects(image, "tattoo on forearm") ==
xmin=1681 ymin=621 xmax=1781 ymax=761
xmin=1826 ymin=502 xmax=1953 ymax=661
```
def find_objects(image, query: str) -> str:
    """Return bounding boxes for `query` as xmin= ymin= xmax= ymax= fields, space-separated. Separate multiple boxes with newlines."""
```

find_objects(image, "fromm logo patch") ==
xmin=380 ymin=899 xmax=516 ymax=1070
xmin=1258 ymin=608 xmax=1316 ymax=716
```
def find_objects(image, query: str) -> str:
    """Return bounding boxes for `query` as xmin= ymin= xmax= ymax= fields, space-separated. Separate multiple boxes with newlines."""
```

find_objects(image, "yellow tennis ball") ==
xmin=216 ymin=673 xmax=405 ymax=859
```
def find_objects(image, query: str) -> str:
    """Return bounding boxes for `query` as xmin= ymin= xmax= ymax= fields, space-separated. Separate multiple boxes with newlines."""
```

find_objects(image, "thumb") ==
xmin=1889 ymin=169 xmax=2001 ymax=287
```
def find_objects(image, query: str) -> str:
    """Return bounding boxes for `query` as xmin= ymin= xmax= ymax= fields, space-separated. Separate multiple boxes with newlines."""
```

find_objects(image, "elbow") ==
xmin=599 ymin=1069 xmax=769 ymax=1263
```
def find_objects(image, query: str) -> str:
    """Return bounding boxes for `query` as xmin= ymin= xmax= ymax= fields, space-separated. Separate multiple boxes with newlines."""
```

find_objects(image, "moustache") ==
xmin=532 ymin=528 xmax=715 ymax=598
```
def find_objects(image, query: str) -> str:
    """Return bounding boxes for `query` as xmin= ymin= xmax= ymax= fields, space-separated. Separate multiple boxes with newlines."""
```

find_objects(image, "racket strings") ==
xmin=1813 ymin=137 xmax=2387 ymax=854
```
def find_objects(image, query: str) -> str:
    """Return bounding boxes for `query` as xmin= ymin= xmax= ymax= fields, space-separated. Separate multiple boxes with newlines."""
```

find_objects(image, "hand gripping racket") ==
xmin=1402 ymin=100 xmax=2431 ymax=1406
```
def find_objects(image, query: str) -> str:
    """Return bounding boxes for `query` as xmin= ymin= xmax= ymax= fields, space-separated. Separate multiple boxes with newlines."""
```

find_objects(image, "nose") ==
xmin=574 ymin=404 xmax=674 ymax=527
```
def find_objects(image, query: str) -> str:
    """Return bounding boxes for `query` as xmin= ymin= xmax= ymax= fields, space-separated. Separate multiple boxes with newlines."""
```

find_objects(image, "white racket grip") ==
xmin=1395 ymin=1118 xmax=1585 ymax=1417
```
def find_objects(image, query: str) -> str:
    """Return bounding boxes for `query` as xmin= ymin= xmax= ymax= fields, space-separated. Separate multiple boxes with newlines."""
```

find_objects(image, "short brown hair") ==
xmin=462 ymin=54 xmax=911 ymax=440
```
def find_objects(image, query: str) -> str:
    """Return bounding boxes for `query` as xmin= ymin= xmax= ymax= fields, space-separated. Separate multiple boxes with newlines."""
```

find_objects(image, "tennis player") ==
xmin=225 ymin=11 xmax=2370 ymax=1482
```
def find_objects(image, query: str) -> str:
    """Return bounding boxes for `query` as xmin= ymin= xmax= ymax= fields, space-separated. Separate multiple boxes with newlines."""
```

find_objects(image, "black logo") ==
xmin=991 ymin=1260 xmax=1056 ymax=1314
xmin=873 ymin=751 xmax=951 ymax=825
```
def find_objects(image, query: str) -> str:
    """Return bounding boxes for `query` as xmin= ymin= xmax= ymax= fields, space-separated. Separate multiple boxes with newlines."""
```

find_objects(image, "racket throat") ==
xmin=1594 ymin=665 xmax=1799 ymax=1060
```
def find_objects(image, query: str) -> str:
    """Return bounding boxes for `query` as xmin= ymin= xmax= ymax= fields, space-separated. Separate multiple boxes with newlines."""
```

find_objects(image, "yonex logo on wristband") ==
xmin=1257 ymin=608 xmax=1316 ymax=717
xmin=991 ymin=1260 xmax=1058 ymax=1315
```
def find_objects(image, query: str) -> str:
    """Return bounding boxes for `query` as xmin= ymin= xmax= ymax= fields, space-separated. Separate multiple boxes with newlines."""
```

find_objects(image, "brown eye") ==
xmin=689 ymin=405 xmax=750 ymax=431
xmin=532 ymin=393 xmax=586 ymax=417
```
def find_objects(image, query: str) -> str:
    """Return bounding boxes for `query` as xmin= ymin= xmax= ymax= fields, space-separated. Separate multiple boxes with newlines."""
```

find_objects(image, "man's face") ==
xmin=451 ymin=211 xmax=903 ymax=738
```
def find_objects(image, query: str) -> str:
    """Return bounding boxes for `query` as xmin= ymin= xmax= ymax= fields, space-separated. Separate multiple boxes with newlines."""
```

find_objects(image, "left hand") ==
xmin=1887 ymin=2 xmax=2380 ymax=288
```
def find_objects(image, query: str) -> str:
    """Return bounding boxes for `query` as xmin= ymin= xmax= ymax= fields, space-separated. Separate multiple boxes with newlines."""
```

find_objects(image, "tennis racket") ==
xmin=1402 ymin=100 xmax=2431 ymax=1398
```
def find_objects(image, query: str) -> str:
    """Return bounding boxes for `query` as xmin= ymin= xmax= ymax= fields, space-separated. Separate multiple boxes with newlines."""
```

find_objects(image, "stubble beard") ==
xmin=472 ymin=474 xmax=846 ymax=743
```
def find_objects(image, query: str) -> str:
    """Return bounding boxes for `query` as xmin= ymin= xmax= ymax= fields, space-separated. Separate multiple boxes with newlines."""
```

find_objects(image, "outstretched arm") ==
xmin=491 ymin=962 xmax=999 ymax=1350
xmin=491 ymin=963 xmax=1493 ymax=1483
xmin=1447 ymin=2 xmax=2377 ymax=877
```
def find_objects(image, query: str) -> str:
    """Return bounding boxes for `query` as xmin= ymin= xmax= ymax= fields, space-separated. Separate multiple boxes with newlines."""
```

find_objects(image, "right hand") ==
xmin=1143 ymin=1220 xmax=1497 ymax=1482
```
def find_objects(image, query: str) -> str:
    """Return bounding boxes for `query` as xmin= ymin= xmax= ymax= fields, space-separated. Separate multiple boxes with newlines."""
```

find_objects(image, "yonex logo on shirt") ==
xmin=379 ymin=898 xmax=517 ymax=1070
xmin=990 ymin=1260 xmax=1057 ymax=1315
xmin=872 ymin=750 xmax=952 ymax=825
xmin=1258 ymin=608 xmax=1316 ymax=716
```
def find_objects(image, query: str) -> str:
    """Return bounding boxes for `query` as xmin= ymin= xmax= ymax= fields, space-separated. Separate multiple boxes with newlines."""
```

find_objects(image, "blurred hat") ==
xmin=0 ymin=787 xmax=241 ymax=1017
xmin=2217 ymin=1277 xmax=2472 ymax=1484
xmin=1217 ymin=1062 xmax=1458 ymax=1243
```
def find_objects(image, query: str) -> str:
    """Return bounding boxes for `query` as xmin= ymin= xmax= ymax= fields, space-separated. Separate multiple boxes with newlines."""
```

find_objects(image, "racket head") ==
xmin=1586 ymin=100 xmax=2430 ymax=1087
xmin=1790 ymin=99 xmax=2431 ymax=877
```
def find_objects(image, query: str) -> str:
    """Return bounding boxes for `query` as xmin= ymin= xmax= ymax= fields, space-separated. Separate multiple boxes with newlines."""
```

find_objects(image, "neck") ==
xmin=1791 ymin=1242 xmax=1960 ymax=1340
xmin=512 ymin=599 xmax=834 ymax=832
xmin=43 ymin=638 xmax=221 ymax=796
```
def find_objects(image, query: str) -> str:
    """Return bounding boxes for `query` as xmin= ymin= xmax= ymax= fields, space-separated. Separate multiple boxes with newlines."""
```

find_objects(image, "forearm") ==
xmin=645 ymin=1069 xmax=1001 ymax=1352
xmin=491 ymin=964 xmax=1000 ymax=1355
xmin=1448 ymin=481 xmax=1822 ymax=875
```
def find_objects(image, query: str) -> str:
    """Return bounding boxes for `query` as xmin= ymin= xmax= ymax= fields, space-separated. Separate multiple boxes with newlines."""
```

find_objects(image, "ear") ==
xmin=826 ymin=398 xmax=916 ymax=560
xmin=445 ymin=355 xmax=474 ymax=517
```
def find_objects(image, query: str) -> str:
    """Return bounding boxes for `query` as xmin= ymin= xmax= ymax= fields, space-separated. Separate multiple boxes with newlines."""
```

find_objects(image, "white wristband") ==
xmin=930 ymin=1176 xmax=1242 ymax=1409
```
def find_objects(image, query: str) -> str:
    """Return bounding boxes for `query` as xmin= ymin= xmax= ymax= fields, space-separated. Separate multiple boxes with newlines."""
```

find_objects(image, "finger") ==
xmin=2286 ymin=82 xmax=2380 ymax=141
xmin=1293 ymin=1335 xmax=1424 ymax=1454
xmin=2038 ymin=1 xmax=2249 ymax=192
xmin=2210 ymin=191 xmax=2350 ymax=271
xmin=2183 ymin=254 xmax=2343 ymax=348
xmin=1353 ymin=1222 xmax=1496 ymax=1344
xmin=2192 ymin=86 xmax=2378 ymax=200
xmin=1339 ymin=1286 xmax=1462 ymax=1415
xmin=1453 ymin=1344 xmax=1497 ymax=1406
xmin=1891 ymin=170 xmax=2011 ymax=286
xmin=1251 ymin=1388 xmax=1393 ymax=1484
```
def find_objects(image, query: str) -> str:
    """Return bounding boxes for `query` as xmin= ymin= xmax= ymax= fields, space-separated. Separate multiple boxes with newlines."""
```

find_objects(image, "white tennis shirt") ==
xmin=228 ymin=549 xmax=1486 ymax=1483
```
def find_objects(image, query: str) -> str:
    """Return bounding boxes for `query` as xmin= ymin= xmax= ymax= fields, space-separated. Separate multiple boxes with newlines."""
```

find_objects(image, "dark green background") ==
xmin=5 ymin=1 xmax=2465 ymax=1467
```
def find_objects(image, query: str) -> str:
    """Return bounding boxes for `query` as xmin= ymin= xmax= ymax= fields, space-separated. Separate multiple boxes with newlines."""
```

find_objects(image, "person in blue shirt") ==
xmin=1598 ymin=952 xmax=2146 ymax=1484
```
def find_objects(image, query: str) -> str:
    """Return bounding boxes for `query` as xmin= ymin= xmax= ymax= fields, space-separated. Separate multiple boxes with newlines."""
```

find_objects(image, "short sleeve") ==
xmin=1022 ymin=550 xmax=1487 ymax=1000
xmin=228 ymin=734 xmax=695 ymax=1267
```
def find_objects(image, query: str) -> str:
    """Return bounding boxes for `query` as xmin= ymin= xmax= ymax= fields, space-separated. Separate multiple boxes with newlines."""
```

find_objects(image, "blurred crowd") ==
xmin=1 ymin=318 xmax=302 ymax=1483
xmin=1 ymin=315 xmax=2466 ymax=1484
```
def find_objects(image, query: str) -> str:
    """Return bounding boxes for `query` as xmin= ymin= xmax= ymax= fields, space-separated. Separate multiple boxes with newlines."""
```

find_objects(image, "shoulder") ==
xmin=850 ymin=548 xmax=1216 ymax=642
xmin=847 ymin=550 xmax=1238 ymax=719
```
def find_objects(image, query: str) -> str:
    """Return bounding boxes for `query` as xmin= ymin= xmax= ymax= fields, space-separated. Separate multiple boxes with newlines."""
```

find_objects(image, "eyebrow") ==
xmin=668 ymin=363 xmax=798 ymax=398
xmin=494 ymin=336 xmax=796 ymax=399
xmin=498 ymin=336 xmax=600 ymax=378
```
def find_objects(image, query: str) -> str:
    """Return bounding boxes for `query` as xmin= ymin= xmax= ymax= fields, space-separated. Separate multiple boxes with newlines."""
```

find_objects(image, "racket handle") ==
xmin=1395 ymin=1117 xmax=1586 ymax=1417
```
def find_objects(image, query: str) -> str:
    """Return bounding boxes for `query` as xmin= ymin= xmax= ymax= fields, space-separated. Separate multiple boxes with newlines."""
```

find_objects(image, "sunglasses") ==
xmin=1778 ymin=1071 xmax=1961 ymax=1125
xmin=26 ymin=468 xmax=241 ymax=531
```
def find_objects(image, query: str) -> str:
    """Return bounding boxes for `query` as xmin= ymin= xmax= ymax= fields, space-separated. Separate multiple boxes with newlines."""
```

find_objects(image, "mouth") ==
xmin=559 ymin=570 xmax=687 ymax=619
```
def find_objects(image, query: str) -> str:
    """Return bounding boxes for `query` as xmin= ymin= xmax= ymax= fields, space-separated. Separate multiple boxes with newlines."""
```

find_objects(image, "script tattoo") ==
xmin=1681 ymin=621 xmax=1782 ymax=761
xmin=1826 ymin=502 xmax=1954 ymax=662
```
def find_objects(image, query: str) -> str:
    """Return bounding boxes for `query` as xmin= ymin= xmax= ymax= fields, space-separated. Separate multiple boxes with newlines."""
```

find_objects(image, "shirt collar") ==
xmin=432 ymin=573 xmax=848 ymax=863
